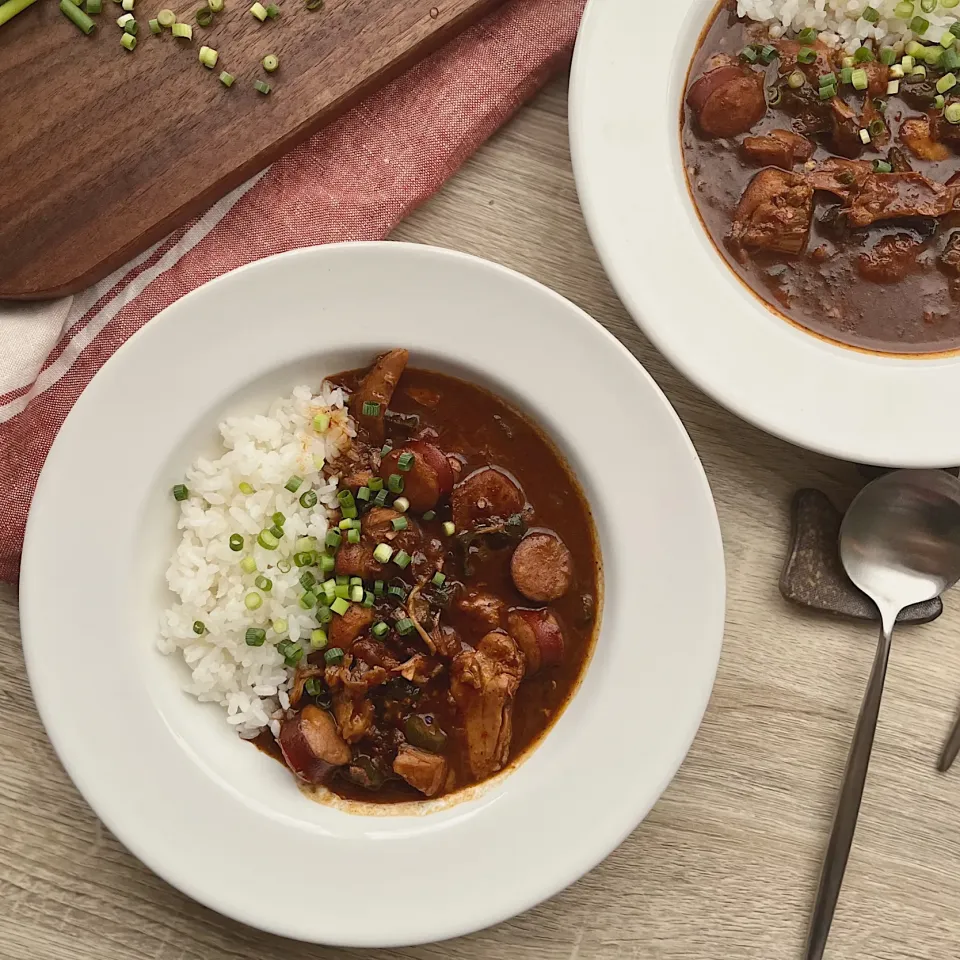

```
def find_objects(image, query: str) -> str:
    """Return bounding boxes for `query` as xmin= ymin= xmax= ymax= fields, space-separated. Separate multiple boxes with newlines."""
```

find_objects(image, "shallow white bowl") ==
xmin=20 ymin=242 xmax=724 ymax=946
xmin=570 ymin=0 xmax=960 ymax=468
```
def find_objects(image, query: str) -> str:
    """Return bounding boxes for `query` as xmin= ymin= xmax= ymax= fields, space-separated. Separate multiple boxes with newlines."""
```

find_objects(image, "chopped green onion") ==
xmin=842 ymin=55 xmax=855 ymax=68
xmin=293 ymin=550 xmax=315 ymax=567
xmin=325 ymin=530 xmax=342 ymax=550
xmin=271 ymin=511 xmax=286 ymax=529
xmin=788 ymin=70 xmax=805 ymax=89
xmin=304 ymin=677 xmax=323 ymax=697
xmin=372 ymin=621 xmax=389 ymax=638
xmin=388 ymin=583 xmax=407 ymax=600
xmin=879 ymin=46 xmax=896 ymax=65
xmin=913 ymin=63 xmax=928 ymax=76
xmin=272 ymin=617 xmax=287 ymax=634
xmin=953 ymin=20 xmax=960 ymax=36
xmin=397 ymin=451 xmax=415 ymax=472
xmin=902 ymin=54 xmax=916 ymax=70
xmin=299 ymin=571 xmax=316 ymax=590
xmin=372 ymin=489 xmax=389 ymax=507
xmin=306 ymin=0 xmax=323 ymax=8
xmin=312 ymin=411 xmax=329 ymax=432
xmin=841 ymin=65 xmax=854 ymax=84
xmin=283 ymin=645 xmax=303 ymax=667
xmin=349 ymin=584 xmax=363 ymax=602
xmin=393 ymin=496 xmax=409 ymax=514
xmin=116 ymin=11 xmax=131 ymax=22
xmin=265 ymin=1 xmax=277 ymax=14
xmin=157 ymin=6 xmax=175 ymax=23
xmin=86 ymin=0 xmax=102 ymax=11
xmin=387 ymin=474 xmax=404 ymax=494
xmin=346 ymin=528 xmax=360 ymax=544
xmin=380 ymin=443 xmax=393 ymax=457
xmin=342 ymin=505 xmax=357 ymax=520
xmin=299 ymin=490 xmax=318 ymax=509
xmin=740 ymin=45 xmax=758 ymax=63
xmin=943 ymin=47 xmax=960 ymax=70
xmin=268 ymin=524 xmax=283 ymax=540
xmin=906 ymin=39 xmax=924 ymax=56
xmin=797 ymin=26 xmax=817 ymax=43
xmin=120 ymin=31 xmax=136 ymax=47
xmin=819 ymin=71 xmax=837 ymax=87
xmin=356 ymin=486 xmax=371 ymax=502
xmin=362 ymin=590 xmax=375 ymax=608
xmin=926 ymin=45 xmax=943 ymax=64
xmin=337 ymin=489 xmax=356 ymax=510
xmin=192 ymin=620 xmax=206 ymax=635
xmin=934 ymin=93 xmax=946 ymax=108
xmin=245 ymin=627 xmax=266 ymax=646
xmin=432 ymin=571 xmax=446 ymax=587
xmin=869 ymin=118 xmax=886 ymax=137
xmin=888 ymin=79 xmax=901 ymax=94
xmin=422 ymin=510 xmax=436 ymax=521
xmin=334 ymin=583 xmax=349 ymax=599
xmin=894 ymin=0 xmax=914 ymax=16
xmin=319 ymin=554 xmax=335 ymax=573
xmin=309 ymin=629 xmax=327 ymax=650
xmin=921 ymin=0 xmax=936 ymax=10
xmin=859 ymin=127 xmax=871 ymax=144
xmin=853 ymin=45 xmax=875 ymax=62
xmin=373 ymin=543 xmax=393 ymax=563
xmin=395 ymin=618 xmax=414 ymax=636
xmin=946 ymin=101 xmax=960 ymax=122
xmin=393 ymin=550 xmax=411 ymax=570
xmin=284 ymin=475 xmax=303 ymax=493
xmin=149 ymin=16 xmax=160 ymax=30
xmin=322 ymin=578 xmax=337 ymax=597
xmin=947 ymin=0 xmax=960 ymax=7
xmin=316 ymin=605 xmax=333 ymax=624
xmin=819 ymin=83 xmax=837 ymax=100
xmin=277 ymin=558 xmax=292 ymax=573
xmin=348 ymin=576 xmax=362 ymax=586
xmin=244 ymin=592 xmax=262 ymax=610
xmin=873 ymin=159 xmax=893 ymax=173
xmin=324 ymin=646 xmax=345 ymax=664
xmin=330 ymin=597 xmax=349 ymax=616
xmin=889 ymin=63 xmax=905 ymax=78
xmin=944 ymin=32 xmax=956 ymax=49
xmin=759 ymin=44 xmax=777 ymax=64
xmin=360 ymin=400 xmax=380 ymax=417
xmin=0 ymin=0 xmax=42 ymax=23
xmin=208 ymin=0 xmax=222 ymax=8
xmin=299 ymin=591 xmax=317 ymax=609
xmin=367 ymin=476 xmax=384 ymax=492
xmin=238 ymin=481 xmax=255 ymax=495
xmin=938 ymin=72 xmax=958 ymax=92
xmin=862 ymin=5 xmax=879 ymax=22
xmin=391 ymin=516 xmax=408 ymax=532
xmin=257 ymin=529 xmax=279 ymax=550
xmin=374 ymin=579 xmax=385 ymax=596
xmin=249 ymin=0 xmax=265 ymax=15
xmin=255 ymin=576 xmax=272 ymax=592
xmin=442 ymin=521 xmax=455 ymax=536
xmin=172 ymin=484 xmax=189 ymax=501
xmin=120 ymin=0 xmax=132 ymax=8
xmin=254 ymin=79 xmax=272 ymax=94
xmin=911 ymin=15 xmax=929 ymax=33
xmin=295 ymin=536 xmax=318 ymax=551
xmin=171 ymin=20 xmax=191 ymax=36
xmin=229 ymin=533 xmax=244 ymax=551
xmin=195 ymin=4 xmax=212 ymax=24
xmin=240 ymin=556 xmax=257 ymax=574
xmin=852 ymin=67 xmax=869 ymax=90
xmin=797 ymin=46 xmax=817 ymax=64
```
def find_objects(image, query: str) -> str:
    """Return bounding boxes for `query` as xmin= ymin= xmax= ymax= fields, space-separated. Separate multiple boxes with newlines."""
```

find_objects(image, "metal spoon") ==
xmin=806 ymin=469 xmax=960 ymax=960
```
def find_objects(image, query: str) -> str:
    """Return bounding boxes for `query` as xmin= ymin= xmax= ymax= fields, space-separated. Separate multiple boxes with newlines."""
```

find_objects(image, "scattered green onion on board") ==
xmin=85 ymin=0 xmax=102 ymax=12
xmin=157 ymin=6 xmax=175 ymax=24
xmin=149 ymin=16 xmax=160 ymax=30
xmin=120 ymin=0 xmax=133 ymax=9
xmin=262 ymin=53 xmax=279 ymax=72
xmin=306 ymin=0 xmax=322 ymax=8
xmin=171 ymin=20 xmax=191 ymax=36
xmin=199 ymin=45 xmax=219 ymax=65
xmin=219 ymin=71 xmax=234 ymax=86
xmin=124 ymin=18 xmax=137 ymax=34
xmin=265 ymin=2 xmax=278 ymax=16
xmin=116 ymin=10 xmax=131 ymax=22
xmin=196 ymin=5 xmax=212 ymax=24
xmin=61 ymin=0 xmax=96 ymax=32
xmin=208 ymin=0 xmax=222 ymax=9
xmin=0 ymin=0 xmax=41 ymax=27
xmin=250 ymin=0 xmax=266 ymax=17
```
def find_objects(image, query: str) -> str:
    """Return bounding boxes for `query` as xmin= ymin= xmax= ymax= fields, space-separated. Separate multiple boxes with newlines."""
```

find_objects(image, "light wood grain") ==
xmin=5 ymin=73 xmax=960 ymax=960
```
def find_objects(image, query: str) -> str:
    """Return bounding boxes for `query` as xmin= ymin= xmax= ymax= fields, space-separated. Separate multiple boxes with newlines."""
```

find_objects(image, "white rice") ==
xmin=737 ymin=0 xmax=960 ymax=53
xmin=158 ymin=382 xmax=353 ymax=738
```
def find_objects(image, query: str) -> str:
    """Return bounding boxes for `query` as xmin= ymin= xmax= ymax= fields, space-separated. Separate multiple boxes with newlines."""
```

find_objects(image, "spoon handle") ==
xmin=805 ymin=617 xmax=894 ymax=960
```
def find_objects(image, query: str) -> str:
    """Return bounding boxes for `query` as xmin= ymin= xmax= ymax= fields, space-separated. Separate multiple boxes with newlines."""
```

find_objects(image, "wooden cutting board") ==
xmin=0 ymin=0 xmax=503 ymax=299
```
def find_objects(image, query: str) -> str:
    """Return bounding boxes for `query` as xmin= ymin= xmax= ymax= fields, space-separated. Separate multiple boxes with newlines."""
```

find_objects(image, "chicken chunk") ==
xmin=742 ymin=129 xmax=814 ymax=170
xmin=728 ymin=169 xmax=814 ymax=256
xmin=899 ymin=116 xmax=950 ymax=162
xmin=844 ymin=173 xmax=956 ymax=227
xmin=393 ymin=744 xmax=448 ymax=798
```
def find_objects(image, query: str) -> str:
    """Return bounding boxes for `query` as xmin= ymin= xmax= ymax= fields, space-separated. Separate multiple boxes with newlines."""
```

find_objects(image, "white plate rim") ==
xmin=570 ymin=0 xmax=960 ymax=469
xmin=20 ymin=241 xmax=726 ymax=946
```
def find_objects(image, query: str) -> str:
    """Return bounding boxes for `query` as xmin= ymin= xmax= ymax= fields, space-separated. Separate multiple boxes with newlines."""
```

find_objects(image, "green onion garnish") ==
xmin=852 ymin=67 xmax=869 ymax=90
xmin=244 ymin=592 xmax=262 ymax=610
xmin=373 ymin=543 xmax=393 ymax=563
xmin=374 ymin=579 xmax=385 ymax=596
xmin=348 ymin=576 xmax=361 ymax=585
xmin=921 ymin=0 xmax=936 ymax=10
xmin=120 ymin=32 xmax=136 ymax=48
xmin=293 ymin=550 xmax=315 ymax=567
xmin=432 ymin=571 xmax=446 ymax=587
xmin=277 ymin=558 xmax=292 ymax=573
xmin=862 ymin=5 xmax=879 ymax=22
xmin=938 ymin=72 xmax=958 ymax=92
xmin=362 ymin=591 xmax=375 ymax=608
xmin=393 ymin=550 xmax=411 ymax=570
xmin=330 ymin=597 xmax=349 ymax=616
xmin=172 ymin=484 xmax=189 ymax=501
xmin=220 ymin=70 xmax=235 ymax=86
xmin=740 ymin=45 xmax=758 ymax=63
xmin=391 ymin=516 xmax=408 ymax=531
xmin=346 ymin=528 xmax=360 ymax=544
xmin=946 ymin=101 xmax=960 ymax=123
xmin=380 ymin=443 xmax=393 ymax=457
xmin=299 ymin=591 xmax=317 ymax=609
xmin=349 ymin=584 xmax=363 ymax=603
xmin=304 ymin=677 xmax=323 ymax=696
xmin=193 ymin=620 xmax=206 ymax=635
xmin=245 ymin=627 xmax=266 ymax=646
xmin=319 ymin=554 xmax=335 ymax=573
xmin=325 ymin=530 xmax=342 ymax=550
xmin=157 ymin=6 xmax=175 ymax=24
xmin=307 ymin=629 xmax=326 ymax=650
xmin=271 ymin=511 xmax=285 ymax=529
xmin=334 ymin=583 xmax=349 ymax=599
xmin=195 ymin=4 xmax=212 ymax=24
xmin=788 ymin=70 xmax=805 ymax=89
xmin=392 ymin=498 xmax=409 ymax=515
xmin=357 ymin=486 xmax=371 ymax=502
xmin=868 ymin=118 xmax=886 ymax=137
xmin=265 ymin=1 xmax=277 ymax=14
xmin=272 ymin=617 xmax=287 ymax=634
xmin=894 ymin=0 xmax=914 ymax=15
xmin=934 ymin=93 xmax=946 ymax=108
xmin=952 ymin=20 xmax=960 ymax=37
xmin=372 ymin=489 xmax=389 ymax=507
xmin=926 ymin=46 xmax=944 ymax=65
xmin=149 ymin=16 xmax=161 ymax=30
xmin=299 ymin=571 xmax=316 ymax=590
xmin=257 ymin=529 xmax=279 ymax=550
xmin=797 ymin=46 xmax=817 ymax=64
xmin=853 ymin=45 xmax=875 ymax=62
xmin=171 ymin=20 xmax=191 ymax=36
xmin=238 ymin=481 xmax=255 ymax=494
xmin=372 ymin=621 xmax=388 ymax=638
xmin=840 ymin=66 xmax=854 ymax=84
xmin=819 ymin=83 xmax=836 ymax=100
xmin=879 ymin=46 xmax=896 ymax=65
xmin=367 ymin=476 xmax=384 ymax=492
xmin=442 ymin=521 xmax=455 ymax=536
xmin=873 ymin=159 xmax=893 ymax=173
xmin=199 ymin=44 xmax=218 ymax=66
xmin=322 ymin=578 xmax=336 ymax=598
xmin=759 ymin=45 xmax=777 ymax=64
xmin=324 ymin=646 xmax=344 ymax=664
xmin=422 ymin=510 xmax=436 ymax=521
xmin=388 ymin=474 xmax=404 ymax=494
xmin=397 ymin=451 xmax=415 ymax=472
xmin=337 ymin=488 xmax=356 ymax=509
xmin=229 ymin=533 xmax=244 ymax=551
xmin=123 ymin=16 xmax=137 ymax=31
xmin=395 ymin=618 xmax=414 ymax=636
xmin=316 ymin=605 xmax=333 ymax=624
xmin=388 ymin=583 xmax=407 ymax=600
xmin=910 ymin=15 xmax=929 ymax=34
xmin=283 ymin=646 xmax=303 ymax=667
xmin=299 ymin=490 xmax=318 ymax=508
xmin=819 ymin=72 xmax=837 ymax=87
xmin=361 ymin=400 xmax=380 ymax=417
xmin=255 ymin=575 xmax=272 ymax=591
xmin=312 ymin=411 xmax=329 ymax=432
xmin=284 ymin=475 xmax=303 ymax=493
xmin=240 ymin=556 xmax=257 ymax=574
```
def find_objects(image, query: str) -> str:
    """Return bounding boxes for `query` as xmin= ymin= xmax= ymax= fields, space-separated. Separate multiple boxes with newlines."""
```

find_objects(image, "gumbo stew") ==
xmin=684 ymin=1 xmax=960 ymax=353
xmin=259 ymin=350 xmax=602 ymax=803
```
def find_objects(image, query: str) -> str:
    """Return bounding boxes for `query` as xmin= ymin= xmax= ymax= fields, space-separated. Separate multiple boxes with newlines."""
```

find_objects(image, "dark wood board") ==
xmin=0 ymin=0 xmax=503 ymax=299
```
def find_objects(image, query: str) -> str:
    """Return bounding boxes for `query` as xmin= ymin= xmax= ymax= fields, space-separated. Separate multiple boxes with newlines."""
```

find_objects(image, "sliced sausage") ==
xmin=506 ymin=608 xmax=565 ymax=677
xmin=277 ymin=705 xmax=351 ymax=784
xmin=696 ymin=72 xmax=766 ymax=139
xmin=686 ymin=65 xmax=743 ymax=115
xmin=406 ymin=440 xmax=455 ymax=496
xmin=510 ymin=531 xmax=573 ymax=602
xmin=352 ymin=349 xmax=408 ymax=445
xmin=393 ymin=744 xmax=448 ymax=797
xmin=451 ymin=466 xmax=526 ymax=531
xmin=328 ymin=604 xmax=376 ymax=651
xmin=380 ymin=447 xmax=441 ymax=513
xmin=456 ymin=590 xmax=506 ymax=631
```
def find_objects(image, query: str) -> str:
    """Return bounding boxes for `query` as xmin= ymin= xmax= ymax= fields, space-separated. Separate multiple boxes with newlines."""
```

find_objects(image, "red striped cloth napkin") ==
xmin=0 ymin=0 xmax=586 ymax=582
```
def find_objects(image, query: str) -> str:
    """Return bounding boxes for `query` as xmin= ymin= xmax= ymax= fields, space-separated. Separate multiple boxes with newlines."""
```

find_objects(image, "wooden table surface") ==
xmin=4 ymin=73 xmax=960 ymax=960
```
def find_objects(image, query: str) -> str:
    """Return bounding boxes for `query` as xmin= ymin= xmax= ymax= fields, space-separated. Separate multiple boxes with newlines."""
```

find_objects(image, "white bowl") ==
xmin=20 ymin=242 xmax=724 ymax=946
xmin=570 ymin=0 xmax=960 ymax=468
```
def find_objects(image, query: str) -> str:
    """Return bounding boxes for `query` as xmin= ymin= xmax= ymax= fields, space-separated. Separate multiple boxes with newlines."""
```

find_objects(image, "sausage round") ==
xmin=510 ymin=531 xmax=573 ymax=602
xmin=277 ymin=705 xmax=351 ymax=783
xmin=695 ymin=72 xmax=765 ymax=139
xmin=380 ymin=446 xmax=441 ymax=513
xmin=506 ymin=608 xmax=564 ymax=677
xmin=451 ymin=466 xmax=525 ymax=531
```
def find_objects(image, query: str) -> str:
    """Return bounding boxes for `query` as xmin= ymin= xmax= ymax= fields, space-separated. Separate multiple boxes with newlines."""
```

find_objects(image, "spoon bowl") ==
xmin=808 ymin=469 xmax=960 ymax=960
